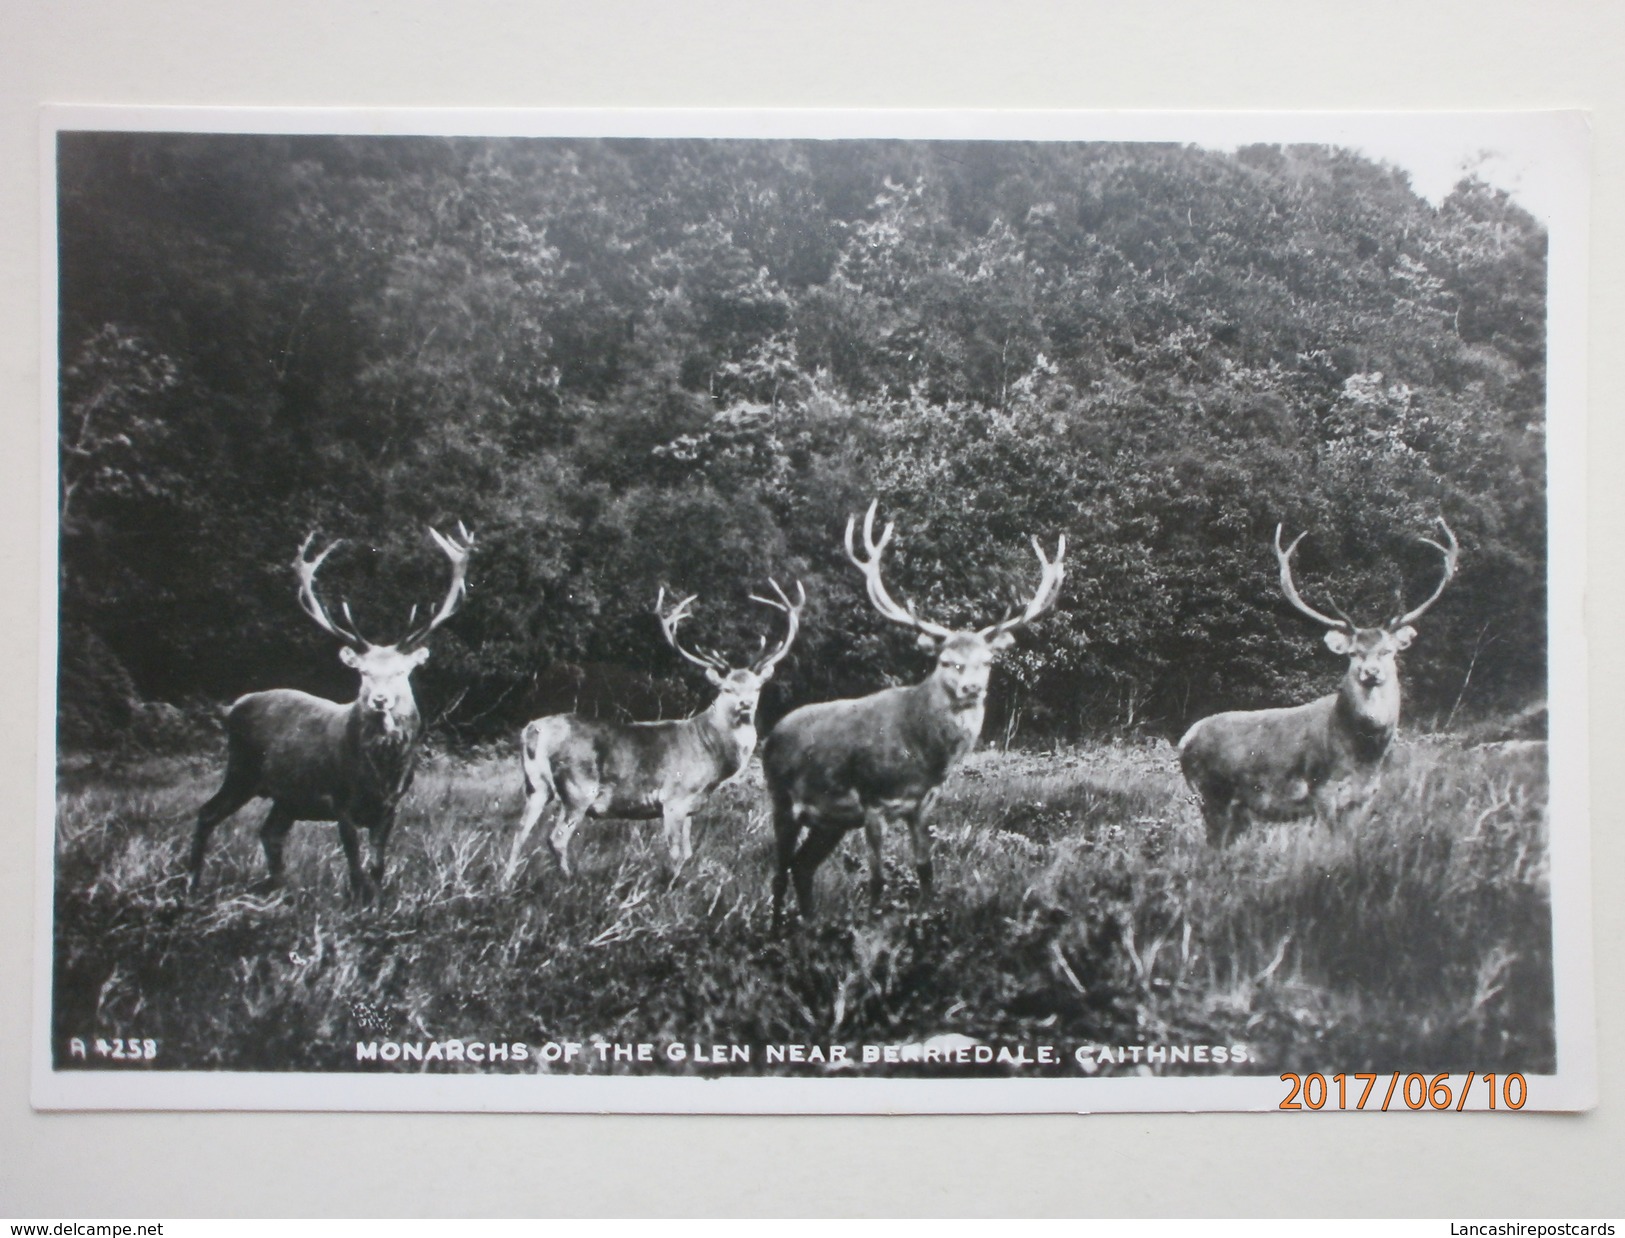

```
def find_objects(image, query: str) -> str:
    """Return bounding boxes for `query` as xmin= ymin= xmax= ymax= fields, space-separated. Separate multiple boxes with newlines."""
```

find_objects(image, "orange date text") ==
xmin=1279 ymin=1071 xmax=1527 ymax=1111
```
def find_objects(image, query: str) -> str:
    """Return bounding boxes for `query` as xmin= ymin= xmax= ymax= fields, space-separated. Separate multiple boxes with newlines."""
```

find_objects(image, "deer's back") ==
xmin=1179 ymin=693 xmax=1342 ymax=796
xmin=226 ymin=689 xmax=356 ymax=816
xmin=526 ymin=713 xmax=738 ymax=817
xmin=764 ymin=685 xmax=957 ymax=805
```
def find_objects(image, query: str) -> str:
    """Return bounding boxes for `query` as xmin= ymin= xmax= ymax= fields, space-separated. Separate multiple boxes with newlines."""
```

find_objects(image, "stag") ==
xmin=187 ymin=524 xmax=473 ymax=899
xmin=513 ymin=579 xmax=805 ymax=878
xmin=764 ymin=502 xmax=1067 ymax=926
xmin=1178 ymin=518 xmax=1459 ymax=845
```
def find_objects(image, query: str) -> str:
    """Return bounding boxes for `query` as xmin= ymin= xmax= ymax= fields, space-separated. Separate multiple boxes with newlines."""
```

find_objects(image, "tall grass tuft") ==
xmin=51 ymin=738 xmax=1552 ymax=1076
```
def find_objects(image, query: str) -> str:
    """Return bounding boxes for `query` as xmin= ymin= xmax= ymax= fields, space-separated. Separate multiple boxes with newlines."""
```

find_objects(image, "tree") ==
xmin=55 ymin=135 xmax=1549 ymax=748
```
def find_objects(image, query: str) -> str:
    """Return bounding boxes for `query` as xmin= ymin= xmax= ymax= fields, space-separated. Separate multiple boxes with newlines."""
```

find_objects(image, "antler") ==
xmin=655 ymin=587 xmax=731 ymax=674
xmin=293 ymin=532 xmax=370 ymax=648
xmin=1274 ymin=524 xmax=1354 ymax=631
xmin=843 ymin=501 xmax=955 ymax=641
xmin=1392 ymin=517 xmax=1460 ymax=628
xmin=399 ymin=522 xmax=474 ymax=650
xmin=979 ymin=534 xmax=1068 ymax=642
xmin=747 ymin=578 xmax=807 ymax=675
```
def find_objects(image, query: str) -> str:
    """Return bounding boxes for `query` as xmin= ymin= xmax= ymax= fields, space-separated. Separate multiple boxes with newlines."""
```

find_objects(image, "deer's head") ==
xmin=294 ymin=523 xmax=474 ymax=734
xmin=1275 ymin=518 xmax=1458 ymax=697
xmin=338 ymin=644 xmax=431 ymax=730
xmin=656 ymin=579 xmax=807 ymax=730
xmin=844 ymin=501 xmax=1067 ymax=712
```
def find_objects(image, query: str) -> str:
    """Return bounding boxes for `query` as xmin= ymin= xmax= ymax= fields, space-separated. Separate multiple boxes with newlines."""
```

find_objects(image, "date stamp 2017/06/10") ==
xmin=1281 ymin=1072 xmax=1529 ymax=1111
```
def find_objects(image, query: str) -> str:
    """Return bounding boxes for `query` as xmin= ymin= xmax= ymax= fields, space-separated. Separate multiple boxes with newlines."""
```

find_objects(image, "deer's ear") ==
xmin=704 ymin=667 xmax=726 ymax=687
xmin=339 ymin=646 xmax=362 ymax=668
xmin=987 ymin=630 xmax=1017 ymax=651
xmin=409 ymin=646 xmax=431 ymax=667
xmin=916 ymin=632 xmax=943 ymax=653
xmin=1323 ymin=629 xmax=1354 ymax=655
xmin=1390 ymin=624 xmax=1417 ymax=650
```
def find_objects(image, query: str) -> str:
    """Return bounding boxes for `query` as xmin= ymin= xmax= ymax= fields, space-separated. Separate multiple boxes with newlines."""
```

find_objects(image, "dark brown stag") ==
xmin=187 ymin=524 xmax=473 ymax=899
xmin=512 ymin=580 xmax=805 ymax=879
xmin=1178 ymin=518 xmax=1458 ymax=845
xmin=764 ymin=502 xmax=1067 ymax=926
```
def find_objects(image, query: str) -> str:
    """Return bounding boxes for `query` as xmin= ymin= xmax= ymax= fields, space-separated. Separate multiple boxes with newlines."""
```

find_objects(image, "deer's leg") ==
xmin=1309 ymin=782 xmax=1335 ymax=834
xmin=188 ymin=768 xmax=256 ymax=893
xmin=1201 ymin=800 xmax=1230 ymax=847
xmin=771 ymin=794 xmax=800 ymax=931
xmin=660 ymin=799 xmax=692 ymax=873
xmin=335 ymin=814 xmax=371 ymax=901
xmin=548 ymin=796 xmax=591 ymax=878
xmin=861 ymin=811 xmax=886 ymax=907
xmin=1197 ymin=782 xmax=1241 ymax=848
xmin=1345 ymin=784 xmax=1380 ymax=833
xmin=905 ymin=805 xmax=935 ymax=901
xmin=504 ymin=770 xmax=557 ymax=883
xmin=678 ymin=798 xmax=697 ymax=865
xmin=513 ymin=776 xmax=553 ymax=861
xmin=258 ymin=803 xmax=297 ymax=888
xmin=1317 ymin=776 xmax=1374 ymax=836
xmin=790 ymin=824 xmax=846 ymax=922
xmin=368 ymin=809 xmax=398 ymax=891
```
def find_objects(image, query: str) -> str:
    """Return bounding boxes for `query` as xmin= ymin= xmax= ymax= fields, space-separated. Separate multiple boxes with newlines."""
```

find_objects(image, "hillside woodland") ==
xmin=56 ymin=135 xmax=1547 ymax=749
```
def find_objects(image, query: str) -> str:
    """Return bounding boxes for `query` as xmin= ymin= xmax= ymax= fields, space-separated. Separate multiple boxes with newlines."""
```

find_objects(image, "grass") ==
xmin=50 ymin=735 xmax=1553 ymax=1077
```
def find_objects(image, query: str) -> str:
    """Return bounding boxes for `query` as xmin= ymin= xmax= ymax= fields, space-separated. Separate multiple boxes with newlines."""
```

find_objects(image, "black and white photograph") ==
xmin=33 ymin=109 xmax=1593 ymax=1113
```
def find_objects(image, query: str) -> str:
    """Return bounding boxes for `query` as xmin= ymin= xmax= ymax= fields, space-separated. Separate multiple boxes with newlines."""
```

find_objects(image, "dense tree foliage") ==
xmin=55 ymin=134 xmax=1547 ymax=748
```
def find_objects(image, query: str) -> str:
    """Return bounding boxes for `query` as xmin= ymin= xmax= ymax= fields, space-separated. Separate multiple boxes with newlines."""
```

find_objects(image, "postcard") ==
xmin=34 ymin=107 xmax=1594 ymax=1112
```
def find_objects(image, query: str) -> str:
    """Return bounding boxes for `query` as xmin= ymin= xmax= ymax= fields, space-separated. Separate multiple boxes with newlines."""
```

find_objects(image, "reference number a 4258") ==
xmin=68 ymin=1036 xmax=159 ymax=1062
xmin=1280 ymin=1071 xmax=1528 ymax=1111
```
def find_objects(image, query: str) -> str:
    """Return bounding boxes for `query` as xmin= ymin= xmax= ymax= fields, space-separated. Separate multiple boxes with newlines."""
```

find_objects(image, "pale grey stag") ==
xmin=764 ymin=502 xmax=1067 ymax=927
xmin=1178 ymin=518 xmax=1458 ymax=845
xmin=187 ymin=524 xmax=473 ymax=899
xmin=513 ymin=580 xmax=805 ymax=879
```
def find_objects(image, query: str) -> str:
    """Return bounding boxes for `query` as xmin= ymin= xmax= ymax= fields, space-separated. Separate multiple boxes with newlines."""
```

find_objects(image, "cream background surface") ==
xmin=2 ymin=0 xmax=1621 ymax=1216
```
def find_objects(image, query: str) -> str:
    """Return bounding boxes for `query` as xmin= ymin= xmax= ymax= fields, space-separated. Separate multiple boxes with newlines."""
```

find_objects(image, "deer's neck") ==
xmin=906 ymin=677 xmax=983 ymax=777
xmin=347 ymin=697 xmax=424 ymax=796
xmin=1335 ymin=674 xmax=1400 ymax=761
xmin=696 ymin=701 xmax=756 ymax=780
